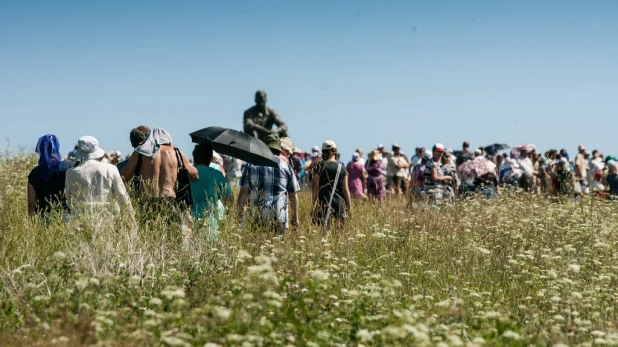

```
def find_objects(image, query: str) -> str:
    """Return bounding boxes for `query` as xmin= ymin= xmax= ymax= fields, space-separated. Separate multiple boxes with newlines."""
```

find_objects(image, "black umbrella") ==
xmin=189 ymin=126 xmax=278 ymax=168
xmin=484 ymin=143 xmax=510 ymax=152
xmin=485 ymin=143 xmax=511 ymax=151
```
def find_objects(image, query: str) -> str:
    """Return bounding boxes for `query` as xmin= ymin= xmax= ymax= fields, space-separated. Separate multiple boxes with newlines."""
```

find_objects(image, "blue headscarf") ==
xmin=35 ymin=134 xmax=62 ymax=182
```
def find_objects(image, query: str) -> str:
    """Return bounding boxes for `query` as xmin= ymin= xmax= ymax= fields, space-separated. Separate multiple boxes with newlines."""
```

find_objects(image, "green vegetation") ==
xmin=2 ymin=153 xmax=618 ymax=346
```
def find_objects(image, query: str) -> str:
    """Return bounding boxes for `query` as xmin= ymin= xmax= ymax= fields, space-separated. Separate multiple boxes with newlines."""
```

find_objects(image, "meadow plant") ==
xmin=2 ymin=152 xmax=618 ymax=346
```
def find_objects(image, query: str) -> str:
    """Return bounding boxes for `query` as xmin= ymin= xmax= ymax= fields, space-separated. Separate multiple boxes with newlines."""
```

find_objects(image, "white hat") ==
xmin=377 ymin=143 xmax=384 ymax=149
xmin=422 ymin=149 xmax=433 ymax=160
xmin=75 ymin=136 xmax=105 ymax=160
xmin=312 ymin=145 xmax=320 ymax=153
xmin=322 ymin=140 xmax=337 ymax=150
xmin=280 ymin=137 xmax=294 ymax=153
xmin=352 ymin=152 xmax=360 ymax=161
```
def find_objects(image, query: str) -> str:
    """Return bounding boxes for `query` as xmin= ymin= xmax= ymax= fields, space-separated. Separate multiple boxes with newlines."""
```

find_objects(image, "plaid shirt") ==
xmin=240 ymin=157 xmax=300 ymax=224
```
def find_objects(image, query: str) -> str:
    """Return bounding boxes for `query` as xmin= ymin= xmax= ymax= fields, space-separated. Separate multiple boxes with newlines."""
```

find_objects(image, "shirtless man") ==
xmin=243 ymin=90 xmax=288 ymax=143
xmin=120 ymin=128 xmax=198 ymax=219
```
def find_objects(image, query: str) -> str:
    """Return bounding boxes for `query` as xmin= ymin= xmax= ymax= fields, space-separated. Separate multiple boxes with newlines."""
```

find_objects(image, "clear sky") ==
xmin=1 ymin=0 xmax=617 ymax=160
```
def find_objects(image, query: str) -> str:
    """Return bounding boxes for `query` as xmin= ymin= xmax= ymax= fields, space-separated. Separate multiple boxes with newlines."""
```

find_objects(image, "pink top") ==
xmin=347 ymin=161 xmax=366 ymax=199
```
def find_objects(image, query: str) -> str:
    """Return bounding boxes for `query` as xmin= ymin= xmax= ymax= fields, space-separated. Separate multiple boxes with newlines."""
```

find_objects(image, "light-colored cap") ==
xmin=578 ymin=144 xmax=586 ymax=151
xmin=392 ymin=143 xmax=400 ymax=149
xmin=280 ymin=137 xmax=294 ymax=153
xmin=377 ymin=143 xmax=384 ymax=149
xmin=474 ymin=149 xmax=482 ymax=156
xmin=352 ymin=152 xmax=360 ymax=161
xmin=312 ymin=145 xmax=320 ymax=153
xmin=75 ymin=136 xmax=106 ymax=160
xmin=423 ymin=149 xmax=433 ymax=159
xmin=322 ymin=140 xmax=337 ymax=150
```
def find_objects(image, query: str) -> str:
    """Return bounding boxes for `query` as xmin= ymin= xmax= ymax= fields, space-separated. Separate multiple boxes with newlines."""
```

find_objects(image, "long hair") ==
xmin=35 ymin=134 xmax=62 ymax=182
xmin=322 ymin=148 xmax=337 ymax=160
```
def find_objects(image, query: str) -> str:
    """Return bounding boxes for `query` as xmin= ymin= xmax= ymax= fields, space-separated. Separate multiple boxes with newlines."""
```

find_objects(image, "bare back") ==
xmin=138 ymin=145 xmax=178 ymax=198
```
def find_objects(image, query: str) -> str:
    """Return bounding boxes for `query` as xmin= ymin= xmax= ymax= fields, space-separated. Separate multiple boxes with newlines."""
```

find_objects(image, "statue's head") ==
xmin=255 ymin=90 xmax=267 ymax=111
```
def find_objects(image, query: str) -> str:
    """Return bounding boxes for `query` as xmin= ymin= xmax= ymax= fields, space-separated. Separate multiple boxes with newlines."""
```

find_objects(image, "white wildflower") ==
xmin=477 ymin=247 xmax=491 ymax=255
xmin=501 ymin=330 xmax=521 ymax=340
xmin=308 ymin=270 xmax=330 ymax=281
xmin=161 ymin=287 xmax=185 ymax=300
xmin=568 ymin=264 xmax=581 ymax=273
xmin=214 ymin=307 xmax=231 ymax=320
xmin=149 ymin=297 xmax=163 ymax=306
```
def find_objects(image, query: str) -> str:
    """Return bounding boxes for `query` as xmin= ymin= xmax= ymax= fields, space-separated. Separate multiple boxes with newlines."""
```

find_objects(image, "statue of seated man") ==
xmin=243 ymin=90 xmax=288 ymax=143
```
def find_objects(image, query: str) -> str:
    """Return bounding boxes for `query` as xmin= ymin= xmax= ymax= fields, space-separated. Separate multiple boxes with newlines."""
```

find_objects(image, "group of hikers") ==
xmin=25 ymin=90 xmax=618 ymax=237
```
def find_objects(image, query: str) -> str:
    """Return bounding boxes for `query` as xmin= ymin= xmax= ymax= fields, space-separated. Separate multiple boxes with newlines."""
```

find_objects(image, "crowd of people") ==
xmin=23 ymin=91 xmax=618 ymax=238
xmin=26 ymin=129 xmax=618 ymax=240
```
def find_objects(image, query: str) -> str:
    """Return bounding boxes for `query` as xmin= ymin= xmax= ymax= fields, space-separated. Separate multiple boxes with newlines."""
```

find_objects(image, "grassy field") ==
xmin=2 ymin=153 xmax=618 ymax=346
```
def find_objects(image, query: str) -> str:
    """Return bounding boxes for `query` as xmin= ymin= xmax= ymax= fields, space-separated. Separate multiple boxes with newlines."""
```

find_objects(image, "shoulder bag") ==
xmin=324 ymin=163 xmax=342 ymax=227
xmin=174 ymin=148 xmax=194 ymax=209
xmin=130 ymin=154 xmax=143 ymax=196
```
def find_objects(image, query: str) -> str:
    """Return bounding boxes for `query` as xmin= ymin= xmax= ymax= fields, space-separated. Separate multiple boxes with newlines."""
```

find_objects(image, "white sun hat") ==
xmin=75 ymin=136 xmax=105 ymax=160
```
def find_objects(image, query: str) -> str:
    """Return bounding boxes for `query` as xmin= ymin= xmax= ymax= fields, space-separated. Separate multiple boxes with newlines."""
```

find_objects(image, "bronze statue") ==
xmin=243 ymin=90 xmax=288 ymax=143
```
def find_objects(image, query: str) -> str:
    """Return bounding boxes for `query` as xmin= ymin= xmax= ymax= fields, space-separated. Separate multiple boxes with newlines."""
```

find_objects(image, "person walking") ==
xmin=347 ymin=152 xmax=366 ymax=200
xmin=366 ymin=150 xmax=385 ymax=205
xmin=190 ymin=143 xmax=234 ymax=238
xmin=311 ymin=140 xmax=352 ymax=229
xmin=423 ymin=143 xmax=453 ymax=205
xmin=65 ymin=136 xmax=133 ymax=217
xmin=387 ymin=144 xmax=410 ymax=195
xmin=237 ymin=135 xmax=300 ymax=236
xmin=27 ymin=134 xmax=70 ymax=218
xmin=120 ymin=128 xmax=198 ymax=224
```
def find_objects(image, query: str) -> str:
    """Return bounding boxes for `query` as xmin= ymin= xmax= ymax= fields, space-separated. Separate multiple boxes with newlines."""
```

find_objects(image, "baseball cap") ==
xmin=312 ymin=145 xmax=320 ymax=153
xmin=433 ymin=143 xmax=445 ymax=152
xmin=422 ymin=149 xmax=433 ymax=160
xmin=322 ymin=140 xmax=337 ymax=150
xmin=352 ymin=152 xmax=360 ymax=161
xmin=578 ymin=144 xmax=586 ymax=151
xmin=377 ymin=143 xmax=384 ymax=149
xmin=392 ymin=143 xmax=400 ymax=149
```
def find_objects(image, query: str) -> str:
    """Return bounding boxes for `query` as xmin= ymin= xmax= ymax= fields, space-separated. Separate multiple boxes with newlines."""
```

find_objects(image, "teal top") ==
xmin=190 ymin=165 xmax=232 ymax=221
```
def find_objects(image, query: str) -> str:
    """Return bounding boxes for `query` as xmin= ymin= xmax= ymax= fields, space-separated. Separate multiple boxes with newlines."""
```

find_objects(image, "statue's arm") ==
xmin=271 ymin=110 xmax=288 ymax=133
xmin=244 ymin=111 xmax=271 ymax=134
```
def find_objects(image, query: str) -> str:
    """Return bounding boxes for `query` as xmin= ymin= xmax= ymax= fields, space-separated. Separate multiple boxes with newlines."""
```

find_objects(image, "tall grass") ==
xmin=2 ymin=153 xmax=618 ymax=346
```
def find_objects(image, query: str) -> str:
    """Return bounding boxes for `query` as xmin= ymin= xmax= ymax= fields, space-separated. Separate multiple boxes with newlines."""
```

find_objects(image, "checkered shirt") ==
xmin=239 ymin=157 xmax=301 ymax=224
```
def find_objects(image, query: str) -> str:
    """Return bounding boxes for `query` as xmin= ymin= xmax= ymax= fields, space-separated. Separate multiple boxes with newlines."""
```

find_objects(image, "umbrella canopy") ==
xmin=484 ymin=143 xmax=510 ymax=152
xmin=510 ymin=144 xmax=537 ymax=159
xmin=189 ymin=126 xmax=278 ymax=168
xmin=457 ymin=158 xmax=497 ymax=182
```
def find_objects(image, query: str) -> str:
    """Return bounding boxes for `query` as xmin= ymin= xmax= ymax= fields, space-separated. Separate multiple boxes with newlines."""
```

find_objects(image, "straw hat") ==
xmin=368 ymin=149 xmax=382 ymax=161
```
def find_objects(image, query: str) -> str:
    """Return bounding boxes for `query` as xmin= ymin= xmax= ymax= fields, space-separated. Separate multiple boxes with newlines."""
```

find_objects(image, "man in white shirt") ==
xmin=387 ymin=143 xmax=410 ymax=194
xmin=65 ymin=136 xmax=133 ymax=215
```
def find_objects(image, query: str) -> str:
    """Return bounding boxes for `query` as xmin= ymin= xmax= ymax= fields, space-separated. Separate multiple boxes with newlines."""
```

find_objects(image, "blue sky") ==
xmin=1 ymin=0 xmax=617 ymax=160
